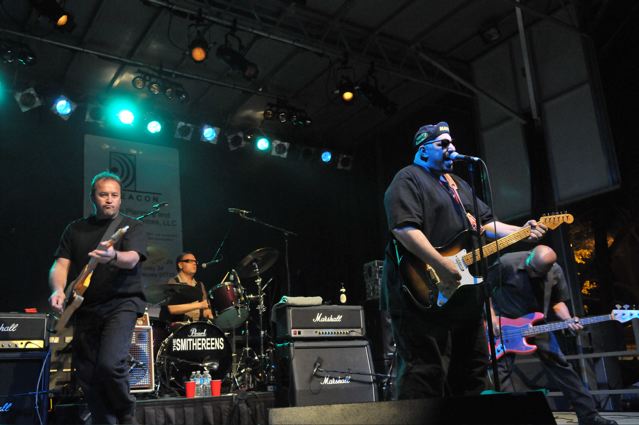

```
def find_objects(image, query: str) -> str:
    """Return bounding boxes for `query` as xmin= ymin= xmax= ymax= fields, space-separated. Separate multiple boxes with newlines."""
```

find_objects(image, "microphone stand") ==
xmin=136 ymin=206 xmax=162 ymax=221
xmin=467 ymin=161 xmax=501 ymax=392
xmin=235 ymin=214 xmax=297 ymax=296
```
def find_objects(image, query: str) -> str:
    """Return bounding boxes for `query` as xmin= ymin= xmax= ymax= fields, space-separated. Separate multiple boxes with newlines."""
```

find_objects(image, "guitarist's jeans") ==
xmin=73 ymin=305 xmax=139 ymax=425
xmin=497 ymin=332 xmax=597 ymax=420
xmin=391 ymin=309 xmax=489 ymax=399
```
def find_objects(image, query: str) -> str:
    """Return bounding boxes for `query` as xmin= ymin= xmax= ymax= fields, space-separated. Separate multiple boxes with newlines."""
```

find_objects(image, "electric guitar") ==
xmin=54 ymin=226 xmax=129 ymax=332
xmin=399 ymin=213 xmax=574 ymax=310
xmin=493 ymin=308 xmax=639 ymax=360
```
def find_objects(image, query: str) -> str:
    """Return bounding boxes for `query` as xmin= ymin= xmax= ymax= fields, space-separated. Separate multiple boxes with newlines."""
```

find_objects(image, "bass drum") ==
xmin=156 ymin=322 xmax=231 ymax=384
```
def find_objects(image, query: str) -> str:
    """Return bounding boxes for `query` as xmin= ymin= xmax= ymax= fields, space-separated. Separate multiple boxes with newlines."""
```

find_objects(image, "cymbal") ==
xmin=143 ymin=283 xmax=193 ymax=304
xmin=236 ymin=247 xmax=279 ymax=278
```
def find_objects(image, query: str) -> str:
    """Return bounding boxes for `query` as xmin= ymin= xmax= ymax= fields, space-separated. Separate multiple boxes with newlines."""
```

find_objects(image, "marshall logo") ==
xmin=312 ymin=313 xmax=343 ymax=323
xmin=0 ymin=401 xmax=13 ymax=412
xmin=0 ymin=323 xmax=19 ymax=332
xmin=188 ymin=328 xmax=207 ymax=337
xmin=320 ymin=376 xmax=351 ymax=385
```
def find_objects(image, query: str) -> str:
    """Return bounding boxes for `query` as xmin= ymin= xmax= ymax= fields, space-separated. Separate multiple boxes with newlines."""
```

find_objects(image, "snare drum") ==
xmin=210 ymin=281 xmax=249 ymax=330
xmin=157 ymin=321 xmax=231 ymax=383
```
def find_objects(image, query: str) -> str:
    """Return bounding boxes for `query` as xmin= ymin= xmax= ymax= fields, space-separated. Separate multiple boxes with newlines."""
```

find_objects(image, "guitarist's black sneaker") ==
xmin=579 ymin=413 xmax=618 ymax=425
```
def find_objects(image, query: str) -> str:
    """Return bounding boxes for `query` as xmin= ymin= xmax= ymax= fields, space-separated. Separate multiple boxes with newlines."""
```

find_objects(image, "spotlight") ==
xmin=278 ymin=111 xmax=287 ymax=123
xmin=117 ymin=109 xmax=135 ymax=125
xmin=31 ymin=0 xmax=75 ymax=31
xmin=148 ymin=80 xmax=162 ymax=95
xmin=320 ymin=150 xmax=333 ymax=163
xmin=51 ymin=95 xmax=76 ymax=120
xmin=189 ymin=32 xmax=209 ymax=63
xmin=14 ymin=87 xmax=42 ymax=112
xmin=217 ymin=41 xmax=259 ymax=80
xmin=300 ymin=146 xmax=315 ymax=162
xmin=227 ymin=132 xmax=246 ymax=151
xmin=175 ymin=88 xmax=189 ymax=104
xmin=145 ymin=115 xmax=163 ymax=134
xmin=271 ymin=140 xmax=289 ymax=158
xmin=200 ymin=125 xmax=220 ymax=143
xmin=256 ymin=137 xmax=271 ymax=152
xmin=175 ymin=122 xmax=194 ymax=140
xmin=337 ymin=77 xmax=356 ymax=103
xmin=337 ymin=154 xmax=353 ymax=170
xmin=85 ymin=104 xmax=105 ymax=124
xmin=263 ymin=104 xmax=275 ymax=120
xmin=1 ymin=40 xmax=36 ymax=66
xmin=359 ymin=81 xmax=397 ymax=116
xmin=131 ymin=75 xmax=147 ymax=90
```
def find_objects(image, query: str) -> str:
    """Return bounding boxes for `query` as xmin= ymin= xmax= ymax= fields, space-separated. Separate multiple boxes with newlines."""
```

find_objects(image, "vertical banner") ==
xmin=84 ymin=135 xmax=182 ymax=289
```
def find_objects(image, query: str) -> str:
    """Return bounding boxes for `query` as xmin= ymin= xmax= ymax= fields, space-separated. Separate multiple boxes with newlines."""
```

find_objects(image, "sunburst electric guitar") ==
xmin=493 ymin=308 xmax=639 ymax=360
xmin=399 ymin=213 xmax=574 ymax=310
xmin=54 ymin=226 xmax=129 ymax=332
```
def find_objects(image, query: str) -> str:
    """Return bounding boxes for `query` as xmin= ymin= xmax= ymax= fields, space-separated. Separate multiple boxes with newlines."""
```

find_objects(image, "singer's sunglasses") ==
xmin=180 ymin=259 xmax=199 ymax=264
xmin=422 ymin=139 xmax=452 ymax=149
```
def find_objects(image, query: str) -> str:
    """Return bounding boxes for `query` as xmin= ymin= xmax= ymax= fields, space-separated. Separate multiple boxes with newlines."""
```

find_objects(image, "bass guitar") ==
xmin=399 ymin=213 xmax=574 ymax=310
xmin=54 ymin=226 xmax=129 ymax=332
xmin=493 ymin=308 xmax=639 ymax=360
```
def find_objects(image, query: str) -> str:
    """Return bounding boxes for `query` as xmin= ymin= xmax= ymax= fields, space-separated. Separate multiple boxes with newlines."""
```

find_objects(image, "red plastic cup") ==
xmin=211 ymin=379 xmax=222 ymax=396
xmin=185 ymin=381 xmax=196 ymax=398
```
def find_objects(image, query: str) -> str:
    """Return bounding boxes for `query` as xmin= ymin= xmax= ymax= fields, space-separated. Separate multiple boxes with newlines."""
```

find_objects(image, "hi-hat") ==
xmin=236 ymin=247 xmax=279 ymax=278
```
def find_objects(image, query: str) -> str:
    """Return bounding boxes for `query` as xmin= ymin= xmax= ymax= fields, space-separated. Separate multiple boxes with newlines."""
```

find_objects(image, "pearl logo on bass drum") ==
xmin=171 ymin=326 xmax=225 ymax=352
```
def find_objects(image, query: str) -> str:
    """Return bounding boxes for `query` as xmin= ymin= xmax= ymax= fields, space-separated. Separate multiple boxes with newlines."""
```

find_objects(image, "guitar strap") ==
xmin=542 ymin=275 xmax=552 ymax=317
xmin=442 ymin=173 xmax=483 ymax=234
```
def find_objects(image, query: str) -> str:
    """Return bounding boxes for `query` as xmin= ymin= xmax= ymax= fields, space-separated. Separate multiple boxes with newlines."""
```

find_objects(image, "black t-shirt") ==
xmin=381 ymin=164 xmax=494 ymax=314
xmin=54 ymin=214 xmax=148 ymax=315
xmin=159 ymin=276 xmax=208 ymax=322
xmin=488 ymin=251 xmax=571 ymax=319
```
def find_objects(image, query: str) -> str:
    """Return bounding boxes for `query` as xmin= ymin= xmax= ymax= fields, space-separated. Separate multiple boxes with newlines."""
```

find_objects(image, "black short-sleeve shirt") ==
xmin=159 ymin=276 xmax=208 ymax=322
xmin=382 ymin=164 xmax=494 ymax=314
xmin=54 ymin=214 xmax=148 ymax=315
xmin=488 ymin=251 xmax=571 ymax=319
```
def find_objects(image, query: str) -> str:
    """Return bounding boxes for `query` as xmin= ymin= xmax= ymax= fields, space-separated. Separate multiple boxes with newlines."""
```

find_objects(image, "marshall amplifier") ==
xmin=274 ymin=305 xmax=365 ymax=340
xmin=0 ymin=350 xmax=50 ymax=425
xmin=275 ymin=339 xmax=377 ymax=407
xmin=0 ymin=313 xmax=48 ymax=350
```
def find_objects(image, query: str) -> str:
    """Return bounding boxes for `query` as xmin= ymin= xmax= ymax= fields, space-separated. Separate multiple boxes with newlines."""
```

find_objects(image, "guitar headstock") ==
xmin=538 ymin=212 xmax=574 ymax=229
xmin=110 ymin=225 xmax=130 ymax=242
xmin=612 ymin=309 xmax=639 ymax=323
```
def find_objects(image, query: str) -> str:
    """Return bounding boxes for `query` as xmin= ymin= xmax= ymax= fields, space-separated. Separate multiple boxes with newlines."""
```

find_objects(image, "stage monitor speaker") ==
xmin=0 ymin=351 xmax=50 ymax=425
xmin=128 ymin=325 xmax=154 ymax=393
xmin=269 ymin=391 xmax=556 ymax=424
xmin=275 ymin=339 xmax=377 ymax=407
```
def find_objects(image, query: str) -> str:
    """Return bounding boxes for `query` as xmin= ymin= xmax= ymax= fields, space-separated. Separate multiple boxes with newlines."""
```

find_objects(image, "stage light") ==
xmin=217 ymin=42 xmax=259 ymax=81
xmin=321 ymin=150 xmax=333 ymax=163
xmin=300 ymin=146 xmax=315 ymax=162
xmin=146 ymin=120 xmax=162 ymax=134
xmin=263 ymin=105 xmax=275 ymax=120
xmin=278 ymin=111 xmax=287 ymax=123
xmin=271 ymin=140 xmax=289 ymax=158
xmin=51 ymin=95 xmax=76 ymax=120
xmin=148 ymin=80 xmax=162 ymax=95
xmin=31 ymin=0 xmax=75 ymax=31
xmin=200 ymin=125 xmax=220 ymax=143
xmin=189 ymin=33 xmax=209 ymax=63
xmin=85 ymin=104 xmax=105 ymax=124
xmin=359 ymin=80 xmax=397 ymax=116
xmin=117 ymin=109 xmax=135 ymax=125
xmin=256 ymin=137 xmax=270 ymax=152
xmin=175 ymin=88 xmax=189 ymax=104
xmin=14 ymin=87 xmax=42 ymax=112
xmin=1 ymin=40 xmax=36 ymax=66
xmin=337 ymin=77 xmax=356 ymax=103
xmin=227 ymin=132 xmax=246 ymax=151
xmin=132 ymin=75 xmax=146 ymax=90
xmin=175 ymin=122 xmax=194 ymax=140
xmin=337 ymin=154 xmax=353 ymax=170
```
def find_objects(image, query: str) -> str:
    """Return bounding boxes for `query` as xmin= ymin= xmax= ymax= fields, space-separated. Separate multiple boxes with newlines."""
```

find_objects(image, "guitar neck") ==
xmin=463 ymin=227 xmax=531 ymax=266
xmin=523 ymin=314 xmax=612 ymax=336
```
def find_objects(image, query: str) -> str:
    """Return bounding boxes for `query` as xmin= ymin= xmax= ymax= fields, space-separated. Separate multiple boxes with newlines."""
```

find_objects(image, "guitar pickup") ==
xmin=426 ymin=265 xmax=440 ymax=284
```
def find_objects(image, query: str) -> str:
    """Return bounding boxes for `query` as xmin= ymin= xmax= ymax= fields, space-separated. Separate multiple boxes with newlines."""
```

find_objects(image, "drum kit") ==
xmin=144 ymin=247 xmax=280 ymax=395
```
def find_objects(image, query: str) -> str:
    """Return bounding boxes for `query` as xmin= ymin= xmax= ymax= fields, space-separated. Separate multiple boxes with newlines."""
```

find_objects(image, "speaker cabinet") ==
xmin=128 ymin=325 xmax=154 ymax=393
xmin=0 ymin=351 xmax=50 ymax=425
xmin=275 ymin=339 xmax=377 ymax=407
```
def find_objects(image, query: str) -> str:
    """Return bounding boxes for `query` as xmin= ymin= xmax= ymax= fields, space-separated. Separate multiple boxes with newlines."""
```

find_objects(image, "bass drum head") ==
xmin=160 ymin=321 xmax=231 ymax=381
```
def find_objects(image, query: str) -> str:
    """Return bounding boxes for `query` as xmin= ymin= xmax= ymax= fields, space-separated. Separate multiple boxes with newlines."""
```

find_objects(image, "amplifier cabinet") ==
xmin=129 ymin=325 xmax=154 ymax=393
xmin=275 ymin=339 xmax=377 ymax=407
xmin=274 ymin=305 xmax=365 ymax=340
xmin=0 ymin=351 xmax=50 ymax=425
xmin=0 ymin=313 xmax=48 ymax=350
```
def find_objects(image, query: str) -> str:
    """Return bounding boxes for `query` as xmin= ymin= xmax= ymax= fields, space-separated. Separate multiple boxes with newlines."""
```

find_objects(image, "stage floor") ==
xmin=554 ymin=411 xmax=639 ymax=424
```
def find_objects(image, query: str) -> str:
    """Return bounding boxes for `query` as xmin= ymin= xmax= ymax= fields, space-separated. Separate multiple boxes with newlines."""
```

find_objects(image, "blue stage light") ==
xmin=321 ymin=151 xmax=332 ymax=163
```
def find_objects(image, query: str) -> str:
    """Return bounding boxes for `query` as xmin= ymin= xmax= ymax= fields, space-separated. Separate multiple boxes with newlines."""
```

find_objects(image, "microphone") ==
xmin=312 ymin=358 xmax=322 ymax=377
xmin=153 ymin=202 xmax=169 ymax=208
xmin=447 ymin=151 xmax=481 ymax=162
xmin=204 ymin=361 xmax=219 ymax=371
xmin=228 ymin=208 xmax=250 ymax=215
xmin=201 ymin=257 xmax=222 ymax=269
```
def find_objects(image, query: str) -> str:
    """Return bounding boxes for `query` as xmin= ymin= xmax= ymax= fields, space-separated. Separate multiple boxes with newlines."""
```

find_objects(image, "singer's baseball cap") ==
xmin=413 ymin=121 xmax=452 ymax=148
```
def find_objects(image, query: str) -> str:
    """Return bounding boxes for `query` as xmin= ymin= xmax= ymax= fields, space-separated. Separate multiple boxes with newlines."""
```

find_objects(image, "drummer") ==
xmin=159 ymin=252 xmax=214 ymax=323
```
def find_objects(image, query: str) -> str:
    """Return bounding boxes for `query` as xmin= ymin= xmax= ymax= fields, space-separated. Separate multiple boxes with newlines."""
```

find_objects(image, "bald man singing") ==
xmin=489 ymin=245 xmax=616 ymax=425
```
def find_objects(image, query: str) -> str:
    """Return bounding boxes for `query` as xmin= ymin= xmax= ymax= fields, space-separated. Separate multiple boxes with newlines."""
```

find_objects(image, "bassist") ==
xmin=381 ymin=121 xmax=547 ymax=399
xmin=48 ymin=171 xmax=147 ymax=425
xmin=488 ymin=246 xmax=616 ymax=425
